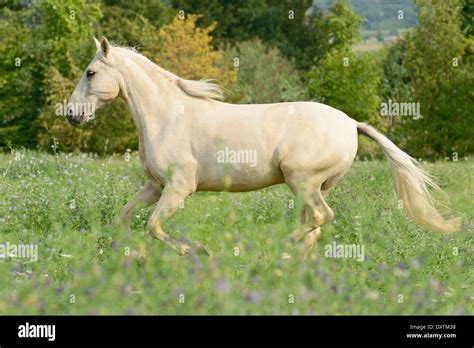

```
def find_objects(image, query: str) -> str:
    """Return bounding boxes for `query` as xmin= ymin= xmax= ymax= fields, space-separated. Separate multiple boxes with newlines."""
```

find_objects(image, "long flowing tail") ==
xmin=356 ymin=122 xmax=461 ymax=233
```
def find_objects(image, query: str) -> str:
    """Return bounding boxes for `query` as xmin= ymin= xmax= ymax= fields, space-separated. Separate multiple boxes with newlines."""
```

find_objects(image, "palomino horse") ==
xmin=67 ymin=38 xmax=460 ymax=255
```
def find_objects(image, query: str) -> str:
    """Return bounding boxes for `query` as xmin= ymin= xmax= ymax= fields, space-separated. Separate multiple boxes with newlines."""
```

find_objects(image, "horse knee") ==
xmin=313 ymin=209 xmax=326 ymax=226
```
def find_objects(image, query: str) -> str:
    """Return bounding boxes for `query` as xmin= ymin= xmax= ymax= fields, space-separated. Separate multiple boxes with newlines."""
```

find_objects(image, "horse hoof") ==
xmin=178 ymin=244 xmax=191 ymax=255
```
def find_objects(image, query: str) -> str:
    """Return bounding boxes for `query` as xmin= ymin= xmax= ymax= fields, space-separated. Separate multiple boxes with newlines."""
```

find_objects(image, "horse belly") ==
xmin=196 ymin=164 xmax=285 ymax=192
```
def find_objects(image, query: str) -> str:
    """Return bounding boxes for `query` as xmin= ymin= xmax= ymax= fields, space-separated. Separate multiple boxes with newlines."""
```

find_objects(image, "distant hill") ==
xmin=313 ymin=0 xmax=418 ymax=51
xmin=314 ymin=0 xmax=417 ymax=32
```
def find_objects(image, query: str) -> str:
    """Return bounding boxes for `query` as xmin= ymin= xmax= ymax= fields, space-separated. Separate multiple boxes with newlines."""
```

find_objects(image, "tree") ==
xmin=102 ymin=0 xmax=173 ymax=28
xmin=224 ymin=39 xmax=306 ymax=104
xmin=306 ymin=1 xmax=381 ymax=126
xmin=389 ymin=0 xmax=474 ymax=158
xmin=0 ymin=5 xmax=35 ymax=147
xmin=307 ymin=48 xmax=384 ymax=127
xmin=169 ymin=0 xmax=266 ymax=45
xmin=156 ymin=14 xmax=237 ymax=87
xmin=169 ymin=0 xmax=363 ymax=71
xmin=319 ymin=1 xmax=364 ymax=52
xmin=462 ymin=0 xmax=474 ymax=37
xmin=33 ymin=0 xmax=104 ymax=152
xmin=97 ymin=5 xmax=161 ymax=51
xmin=380 ymin=38 xmax=415 ymax=131
xmin=0 ymin=0 xmax=103 ymax=150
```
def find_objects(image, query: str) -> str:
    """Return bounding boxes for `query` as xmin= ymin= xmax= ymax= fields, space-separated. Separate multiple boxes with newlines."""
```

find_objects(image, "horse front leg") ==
xmin=147 ymin=186 xmax=208 ymax=256
xmin=120 ymin=180 xmax=163 ymax=232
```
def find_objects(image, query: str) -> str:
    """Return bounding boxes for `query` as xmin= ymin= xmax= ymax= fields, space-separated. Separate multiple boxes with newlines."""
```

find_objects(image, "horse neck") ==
xmin=117 ymin=55 xmax=176 ymax=131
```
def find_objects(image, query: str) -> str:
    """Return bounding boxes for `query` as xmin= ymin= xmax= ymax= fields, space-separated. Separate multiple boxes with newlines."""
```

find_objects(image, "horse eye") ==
xmin=86 ymin=70 xmax=96 ymax=78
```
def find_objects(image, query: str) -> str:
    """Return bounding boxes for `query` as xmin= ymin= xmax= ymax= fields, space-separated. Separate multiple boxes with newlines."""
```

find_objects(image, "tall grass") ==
xmin=0 ymin=150 xmax=472 ymax=314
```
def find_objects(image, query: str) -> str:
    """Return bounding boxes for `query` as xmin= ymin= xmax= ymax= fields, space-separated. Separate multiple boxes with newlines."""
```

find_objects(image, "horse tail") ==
xmin=356 ymin=122 xmax=461 ymax=233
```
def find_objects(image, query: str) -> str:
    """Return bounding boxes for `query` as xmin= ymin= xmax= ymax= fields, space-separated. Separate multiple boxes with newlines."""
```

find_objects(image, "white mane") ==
xmin=97 ymin=46 xmax=223 ymax=100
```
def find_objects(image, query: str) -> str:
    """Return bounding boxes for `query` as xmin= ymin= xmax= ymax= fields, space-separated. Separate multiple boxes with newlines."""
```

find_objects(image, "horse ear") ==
xmin=100 ymin=37 xmax=110 ymax=57
xmin=93 ymin=37 xmax=100 ymax=50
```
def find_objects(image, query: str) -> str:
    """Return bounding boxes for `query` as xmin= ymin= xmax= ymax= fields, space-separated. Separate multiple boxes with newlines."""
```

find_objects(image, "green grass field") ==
xmin=0 ymin=150 xmax=472 ymax=315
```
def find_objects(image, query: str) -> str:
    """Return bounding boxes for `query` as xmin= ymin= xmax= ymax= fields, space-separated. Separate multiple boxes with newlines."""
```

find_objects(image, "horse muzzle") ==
xmin=66 ymin=109 xmax=89 ymax=125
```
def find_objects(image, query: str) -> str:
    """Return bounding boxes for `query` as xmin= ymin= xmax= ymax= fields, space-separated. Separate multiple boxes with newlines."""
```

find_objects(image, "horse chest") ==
xmin=139 ymin=142 xmax=166 ymax=186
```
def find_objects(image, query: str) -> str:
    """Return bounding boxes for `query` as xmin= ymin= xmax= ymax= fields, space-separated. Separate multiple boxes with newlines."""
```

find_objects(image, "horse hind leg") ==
xmin=288 ymin=182 xmax=335 ymax=254
xmin=296 ymin=171 xmax=347 ymax=248
xmin=321 ymin=170 xmax=348 ymax=196
xmin=297 ymin=204 xmax=321 ymax=246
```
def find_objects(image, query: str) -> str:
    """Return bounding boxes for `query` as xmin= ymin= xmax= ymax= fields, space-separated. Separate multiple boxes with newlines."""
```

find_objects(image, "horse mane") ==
xmin=176 ymin=79 xmax=223 ymax=100
xmin=99 ymin=45 xmax=224 ymax=100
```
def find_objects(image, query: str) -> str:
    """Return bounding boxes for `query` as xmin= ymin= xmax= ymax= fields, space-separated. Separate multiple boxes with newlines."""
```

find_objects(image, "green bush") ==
xmin=225 ymin=39 xmax=306 ymax=104
xmin=382 ymin=0 xmax=474 ymax=158
xmin=307 ymin=48 xmax=385 ymax=127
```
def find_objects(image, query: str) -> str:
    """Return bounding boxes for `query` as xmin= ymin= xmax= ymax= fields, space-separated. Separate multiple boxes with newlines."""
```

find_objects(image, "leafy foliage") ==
xmin=0 ymin=5 xmax=36 ymax=147
xmin=306 ymin=2 xmax=382 ymax=126
xmin=0 ymin=0 xmax=103 ymax=150
xmin=0 ymin=0 xmax=472 ymax=158
xmin=170 ymin=0 xmax=267 ymax=45
xmin=385 ymin=0 xmax=474 ymax=158
xmin=170 ymin=0 xmax=363 ymax=71
xmin=225 ymin=39 xmax=306 ymax=104
xmin=156 ymin=14 xmax=237 ymax=87
xmin=307 ymin=48 xmax=384 ymax=126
